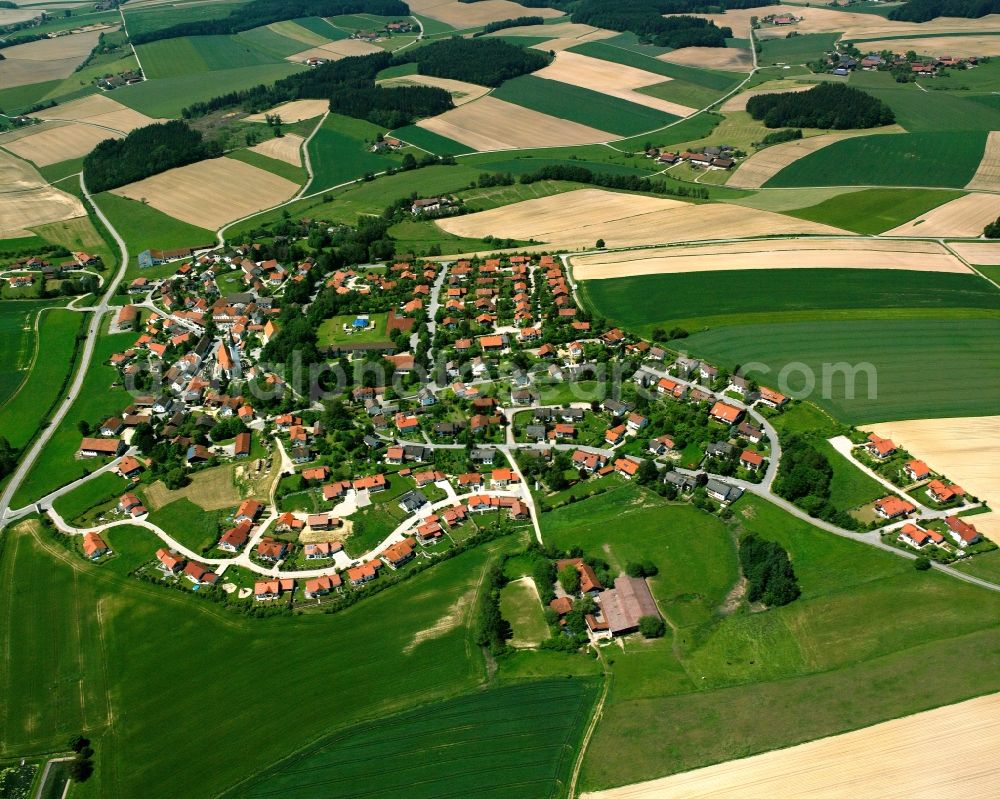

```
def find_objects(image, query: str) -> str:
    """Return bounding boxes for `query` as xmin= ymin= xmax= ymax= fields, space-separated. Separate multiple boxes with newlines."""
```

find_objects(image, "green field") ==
xmin=388 ymin=218 xmax=529 ymax=257
xmin=227 ymin=680 xmax=597 ymax=798
xmin=93 ymin=193 xmax=214 ymax=276
xmin=113 ymin=63 xmax=305 ymax=118
xmin=52 ymin=471 xmax=125 ymax=525
xmin=0 ymin=80 xmax=63 ymax=115
xmin=758 ymin=33 xmax=839 ymax=66
xmin=225 ymin=148 xmax=307 ymax=184
xmin=468 ymin=155 xmax=654 ymax=178
xmin=578 ymin=268 xmax=1000 ymax=334
xmin=391 ymin=123 xmax=476 ymax=155
xmin=0 ymin=308 xmax=84 ymax=451
xmin=146 ymin=499 xmax=228 ymax=554
xmin=235 ymin=25 xmax=317 ymax=58
xmin=0 ymin=518 xmax=524 ymax=797
xmin=0 ymin=301 xmax=52 ymax=406
xmin=137 ymin=35 xmax=280 ymax=80
xmin=853 ymin=75 xmax=1000 ymax=132
xmin=316 ymin=312 xmax=390 ymax=346
xmin=615 ymin=112 xmax=724 ymax=151
xmin=681 ymin=317 xmax=1000 ymax=423
xmin=124 ymin=0 xmax=250 ymax=37
xmin=307 ymin=113 xmax=411 ymax=192
xmin=637 ymin=79 xmax=727 ymax=112
xmin=492 ymin=75 xmax=678 ymax=137
xmin=500 ymin=578 xmax=549 ymax=646
xmin=782 ymin=187 xmax=964 ymax=233
xmin=765 ymin=132 xmax=988 ymax=188
xmin=569 ymin=41 xmax=744 ymax=90
xmin=813 ymin=437 xmax=886 ymax=509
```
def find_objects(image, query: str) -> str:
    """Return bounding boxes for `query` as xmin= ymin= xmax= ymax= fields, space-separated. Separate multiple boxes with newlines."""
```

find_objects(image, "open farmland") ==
xmin=657 ymin=46 xmax=752 ymax=72
xmin=2 ymin=123 xmax=119 ymax=168
xmin=765 ymin=131 xmax=988 ymax=188
xmin=781 ymin=188 xmax=964 ymax=234
xmin=0 ymin=150 xmax=85 ymax=236
xmin=111 ymin=157 xmax=299 ymax=229
xmin=492 ymin=75 xmax=678 ymax=137
xmin=245 ymin=98 xmax=329 ymax=123
xmin=951 ymin=242 xmax=1000 ymax=266
xmin=379 ymin=74 xmax=490 ymax=106
xmin=0 ymin=30 xmax=101 ymax=88
xmin=405 ymin=0 xmax=562 ymax=27
xmin=228 ymin=679 xmax=597 ymax=798
xmin=285 ymin=38 xmax=383 ymax=63
xmin=0 ymin=301 xmax=54 ymax=406
xmin=857 ymin=81 xmax=1000 ymax=134
xmin=866 ymin=416 xmax=1000 ymax=540
xmin=437 ymin=189 xmax=843 ymax=250
xmin=31 ymin=94 xmax=161 ymax=133
xmin=582 ymin=692 xmax=1000 ymax=799
xmin=137 ymin=34 xmax=280 ymax=79
xmin=721 ymin=82 xmax=812 ymax=113
xmin=968 ymin=131 xmax=1000 ymax=191
xmin=857 ymin=34 xmax=1000 ymax=57
xmin=730 ymin=128 xmax=904 ymax=189
xmin=248 ymin=133 xmax=304 ymax=166
xmin=577 ymin=267 xmax=1000 ymax=333
xmin=531 ymin=51 xmax=697 ymax=117
xmin=884 ymin=193 xmax=1000 ymax=238
xmin=307 ymin=113 xmax=411 ymax=191
xmin=680 ymin=318 xmax=1000 ymax=423
xmin=416 ymin=96 xmax=613 ymax=152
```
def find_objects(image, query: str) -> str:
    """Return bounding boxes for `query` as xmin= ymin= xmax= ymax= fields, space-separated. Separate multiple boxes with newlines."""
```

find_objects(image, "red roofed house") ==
xmin=491 ymin=468 xmax=519 ymax=488
xmin=235 ymin=499 xmax=263 ymax=523
xmin=709 ymin=401 xmax=743 ymax=426
xmin=117 ymin=455 xmax=143 ymax=478
xmin=874 ymin=495 xmax=915 ymax=520
xmin=904 ymin=460 xmax=931 ymax=482
xmin=614 ymin=457 xmax=640 ymax=480
xmin=757 ymin=387 xmax=788 ymax=409
xmin=945 ymin=515 xmax=982 ymax=548
xmin=79 ymin=437 xmax=126 ymax=458
xmin=347 ymin=561 xmax=380 ymax=586
xmin=183 ymin=561 xmax=218 ymax=585
xmin=255 ymin=578 xmax=295 ymax=601
xmin=740 ymin=450 xmax=764 ymax=470
xmin=927 ymin=479 xmax=965 ymax=504
xmin=898 ymin=522 xmax=942 ymax=549
xmin=304 ymin=540 xmax=341 ymax=559
xmin=382 ymin=537 xmax=416 ymax=569
xmin=218 ymin=520 xmax=252 ymax=552
xmin=866 ymin=434 xmax=896 ymax=459
xmin=555 ymin=558 xmax=603 ymax=595
xmin=353 ymin=473 xmax=387 ymax=493
xmin=256 ymin=537 xmax=288 ymax=562
xmin=234 ymin=431 xmax=251 ymax=458
xmin=550 ymin=596 xmax=573 ymax=616
xmin=156 ymin=548 xmax=185 ymax=573
xmin=83 ymin=532 xmax=110 ymax=560
xmin=305 ymin=574 xmax=341 ymax=598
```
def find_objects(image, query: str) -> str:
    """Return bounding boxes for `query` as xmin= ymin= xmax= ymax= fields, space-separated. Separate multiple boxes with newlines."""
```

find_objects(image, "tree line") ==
xmin=888 ymin=0 xmax=999 ymax=21
xmin=130 ymin=0 xmax=409 ymax=44
xmin=773 ymin=435 xmax=860 ymax=530
xmin=516 ymin=163 xmax=712 ymax=200
xmin=82 ymin=120 xmax=221 ymax=193
xmin=473 ymin=16 xmax=545 ymax=35
xmin=746 ymin=83 xmax=895 ymax=129
xmin=739 ymin=535 xmax=800 ymax=607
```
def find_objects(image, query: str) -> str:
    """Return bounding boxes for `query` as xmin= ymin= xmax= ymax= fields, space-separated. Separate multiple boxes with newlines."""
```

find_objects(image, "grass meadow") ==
xmin=0 ymin=308 xmax=84 ymax=451
xmin=145 ymin=499 xmax=229 ymax=555
xmin=52 ymin=471 xmax=124 ymax=524
xmin=316 ymin=312 xmax=390 ymax=346
xmin=123 ymin=1 xmax=249 ymax=37
xmin=492 ymin=76 xmax=679 ymax=137
xmin=569 ymin=41 xmax=743 ymax=91
xmin=227 ymin=679 xmax=598 ymax=798
xmin=0 ymin=301 xmax=52 ymax=405
xmin=578 ymin=268 xmax=1000 ymax=334
xmin=0 ymin=519 xmax=523 ymax=798
xmin=306 ymin=113 xmax=413 ymax=192
xmin=758 ymin=33 xmax=839 ymax=66
xmin=136 ymin=35 xmax=281 ymax=80
xmin=391 ymin=123 xmax=476 ymax=155
xmin=850 ymin=72 xmax=1000 ymax=132
xmin=782 ymin=187 xmax=964 ymax=233
xmin=765 ymin=131 xmax=988 ymax=188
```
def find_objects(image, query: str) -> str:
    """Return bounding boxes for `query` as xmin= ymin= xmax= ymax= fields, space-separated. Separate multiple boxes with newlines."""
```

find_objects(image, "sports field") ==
xmin=578 ymin=268 xmax=1000 ymax=334
xmin=680 ymin=317 xmax=1000 ymax=423
xmin=500 ymin=576 xmax=549 ymax=647
xmin=228 ymin=679 xmax=597 ymax=798
xmin=765 ymin=131 xmax=989 ymax=189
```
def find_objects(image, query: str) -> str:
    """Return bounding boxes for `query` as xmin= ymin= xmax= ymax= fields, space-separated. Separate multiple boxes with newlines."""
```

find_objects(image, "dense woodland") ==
xmin=571 ymin=0 xmax=773 ymax=48
xmin=400 ymin=37 xmax=551 ymax=86
xmin=738 ymin=535 xmax=800 ymax=607
xmin=746 ymin=83 xmax=895 ymax=129
xmin=83 ymin=120 xmax=221 ymax=192
xmin=474 ymin=16 xmax=545 ymax=35
xmin=888 ymin=0 xmax=1000 ymax=20
xmin=131 ymin=0 xmax=409 ymax=44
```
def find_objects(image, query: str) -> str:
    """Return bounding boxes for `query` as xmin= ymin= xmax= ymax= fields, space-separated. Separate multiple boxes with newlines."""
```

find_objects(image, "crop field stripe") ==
xmin=862 ymin=85 xmax=1000 ymax=133
xmin=491 ymin=75 xmax=678 ymax=137
xmin=568 ymin=41 xmax=741 ymax=91
xmin=765 ymin=131 xmax=988 ymax=189
xmin=391 ymin=123 xmax=476 ymax=155
xmin=781 ymin=187 xmax=966 ymax=234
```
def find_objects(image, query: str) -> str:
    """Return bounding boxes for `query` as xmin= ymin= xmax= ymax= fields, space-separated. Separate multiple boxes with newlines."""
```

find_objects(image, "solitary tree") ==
xmin=638 ymin=615 xmax=666 ymax=638
xmin=558 ymin=563 xmax=580 ymax=595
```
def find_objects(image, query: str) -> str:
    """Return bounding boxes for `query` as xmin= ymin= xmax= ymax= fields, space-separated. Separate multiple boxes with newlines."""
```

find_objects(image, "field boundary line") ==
xmin=942 ymin=238 xmax=1000 ymax=291
xmin=568 ymin=648 xmax=611 ymax=799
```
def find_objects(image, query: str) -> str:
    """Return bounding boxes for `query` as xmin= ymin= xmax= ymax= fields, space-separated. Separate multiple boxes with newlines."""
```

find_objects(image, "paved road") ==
xmin=0 ymin=174 xmax=130 ymax=528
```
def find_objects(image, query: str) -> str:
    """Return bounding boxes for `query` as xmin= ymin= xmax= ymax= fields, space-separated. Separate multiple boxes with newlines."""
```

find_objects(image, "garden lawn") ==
xmin=0 ymin=518 xmax=518 ymax=798
xmin=765 ymin=131 xmax=988 ymax=188
xmin=782 ymin=187 xmax=964 ymax=234
xmin=146 ymin=499 xmax=229 ymax=555
xmin=492 ymin=75 xmax=679 ymax=137
xmin=316 ymin=312 xmax=390 ymax=346
xmin=52 ymin=471 xmax=124 ymax=524
xmin=680 ymin=317 xmax=1000 ymax=423
xmin=578 ymin=268 xmax=1000 ymax=334
xmin=0 ymin=308 xmax=81 ymax=451
xmin=226 ymin=679 xmax=598 ymax=799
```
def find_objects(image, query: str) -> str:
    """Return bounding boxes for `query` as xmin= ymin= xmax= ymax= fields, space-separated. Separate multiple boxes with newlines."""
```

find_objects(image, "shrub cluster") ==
xmin=739 ymin=534 xmax=800 ymax=607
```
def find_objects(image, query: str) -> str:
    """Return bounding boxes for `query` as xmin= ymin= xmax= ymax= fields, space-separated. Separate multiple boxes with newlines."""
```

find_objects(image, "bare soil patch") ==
xmin=0 ymin=150 xmax=85 ymax=236
xmin=0 ymin=31 xmax=100 ymax=88
xmin=571 ymin=238 xmax=968 ymax=279
xmin=416 ymin=95 xmax=613 ymax=152
xmin=884 ymin=193 xmax=1000 ymax=239
xmin=583 ymin=691 xmax=1000 ymax=799
xmin=866 ymin=416 xmax=1000 ymax=541
xmin=110 ymin=157 xmax=299 ymax=229
xmin=534 ymin=51 xmax=696 ymax=117
xmin=658 ymin=46 xmax=752 ymax=72
xmin=245 ymin=99 xmax=329 ymax=123
xmin=439 ymin=188 xmax=843 ymax=250
xmin=144 ymin=459 xmax=275 ymax=512
xmin=378 ymin=74 xmax=490 ymax=106
xmin=967 ymin=131 xmax=1000 ymax=192
xmin=249 ymin=133 xmax=305 ymax=166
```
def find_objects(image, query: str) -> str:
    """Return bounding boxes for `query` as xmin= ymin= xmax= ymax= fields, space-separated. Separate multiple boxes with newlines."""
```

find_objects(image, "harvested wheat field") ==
xmin=490 ymin=21 xmax=606 ymax=39
xmin=855 ymin=34 xmax=1000 ymax=57
xmin=0 ymin=150 xmax=85 ymax=236
xmin=534 ymin=51 xmax=696 ymax=117
xmin=721 ymin=82 xmax=812 ymax=113
xmin=416 ymin=96 xmax=613 ymax=151
xmin=0 ymin=30 xmax=101 ymax=88
xmin=950 ymin=242 xmax=1000 ymax=266
xmin=571 ymin=238 xmax=966 ymax=279
xmin=379 ymin=74 xmax=490 ymax=106
xmin=967 ymin=131 xmax=1000 ymax=192
xmin=31 ymin=94 xmax=159 ymax=133
xmin=245 ymin=99 xmax=329 ymax=123
xmin=438 ymin=188 xmax=843 ymax=250
xmin=658 ymin=46 xmax=752 ymax=72
xmin=884 ymin=193 xmax=1000 ymax=239
xmin=249 ymin=133 xmax=304 ymax=166
xmin=730 ymin=127 xmax=902 ymax=188
xmin=867 ymin=416 xmax=1000 ymax=540
xmin=287 ymin=38 xmax=382 ymax=63
xmin=2 ymin=123 xmax=119 ymax=167
xmin=111 ymin=157 xmax=299 ymax=229
xmin=405 ymin=0 xmax=562 ymax=26
xmin=582 ymin=692 xmax=1000 ymax=799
